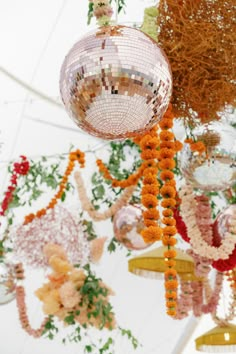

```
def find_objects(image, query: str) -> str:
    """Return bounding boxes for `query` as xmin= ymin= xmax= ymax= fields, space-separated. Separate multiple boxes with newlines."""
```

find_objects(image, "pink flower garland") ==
xmin=74 ymin=171 xmax=136 ymax=221
xmin=175 ymin=280 xmax=193 ymax=319
xmin=14 ymin=263 xmax=48 ymax=338
xmin=179 ymin=185 xmax=236 ymax=260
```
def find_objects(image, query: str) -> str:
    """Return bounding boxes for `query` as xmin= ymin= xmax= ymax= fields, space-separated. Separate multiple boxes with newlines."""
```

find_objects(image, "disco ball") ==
xmin=60 ymin=25 xmax=172 ymax=140
xmin=11 ymin=206 xmax=89 ymax=268
xmin=113 ymin=204 xmax=152 ymax=250
xmin=179 ymin=122 xmax=236 ymax=191
xmin=0 ymin=263 xmax=16 ymax=305
xmin=212 ymin=205 xmax=236 ymax=272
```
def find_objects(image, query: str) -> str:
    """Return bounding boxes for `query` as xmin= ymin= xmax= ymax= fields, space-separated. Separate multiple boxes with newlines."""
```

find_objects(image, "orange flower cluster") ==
xmin=184 ymin=138 xmax=206 ymax=155
xmin=137 ymin=127 xmax=162 ymax=243
xmin=158 ymin=104 xmax=182 ymax=317
xmin=24 ymin=150 xmax=85 ymax=225
xmin=96 ymin=159 xmax=144 ymax=188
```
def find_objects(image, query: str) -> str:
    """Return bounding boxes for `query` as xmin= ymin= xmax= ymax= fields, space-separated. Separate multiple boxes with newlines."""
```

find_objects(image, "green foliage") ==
xmin=119 ymin=327 xmax=140 ymax=350
xmin=80 ymin=264 xmax=113 ymax=329
xmin=42 ymin=316 xmax=59 ymax=340
xmin=8 ymin=157 xmax=73 ymax=210
xmin=82 ymin=219 xmax=98 ymax=241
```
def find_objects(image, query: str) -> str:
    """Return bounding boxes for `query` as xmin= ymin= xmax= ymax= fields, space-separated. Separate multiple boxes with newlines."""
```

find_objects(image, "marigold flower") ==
xmin=190 ymin=141 xmax=206 ymax=154
xmin=143 ymin=209 xmax=160 ymax=220
xmin=141 ymin=184 xmax=159 ymax=196
xmin=160 ymin=170 xmax=175 ymax=181
xmin=165 ymin=280 xmax=178 ymax=290
xmin=159 ymin=118 xmax=173 ymax=130
xmin=144 ymin=219 xmax=159 ymax=227
xmin=167 ymin=308 xmax=177 ymax=316
xmin=141 ymin=226 xmax=162 ymax=243
xmin=165 ymin=268 xmax=177 ymax=278
xmin=164 ymin=180 xmax=176 ymax=187
xmin=162 ymin=209 xmax=174 ymax=217
xmin=143 ymin=160 xmax=157 ymax=169
xmin=141 ymin=150 xmax=159 ymax=160
xmin=143 ymin=167 xmax=158 ymax=176
xmin=160 ymin=131 xmax=175 ymax=141
xmin=158 ymin=148 xmax=175 ymax=159
xmin=165 ymin=259 xmax=176 ymax=267
xmin=174 ymin=141 xmax=183 ymax=152
xmin=161 ymin=198 xmax=176 ymax=208
xmin=162 ymin=236 xmax=177 ymax=246
xmin=160 ymin=141 xmax=175 ymax=149
xmin=143 ymin=174 xmax=158 ymax=185
xmin=166 ymin=301 xmax=176 ymax=308
xmin=162 ymin=217 xmax=176 ymax=226
xmin=140 ymin=136 xmax=160 ymax=150
xmin=184 ymin=138 xmax=194 ymax=144
xmin=164 ymin=249 xmax=177 ymax=258
xmin=160 ymin=185 xmax=176 ymax=199
xmin=165 ymin=291 xmax=177 ymax=300
xmin=163 ymin=226 xmax=177 ymax=236
xmin=158 ymin=158 xmax=176 ymax=170
xmin=141 ymin=194 xmax=158 ymax=208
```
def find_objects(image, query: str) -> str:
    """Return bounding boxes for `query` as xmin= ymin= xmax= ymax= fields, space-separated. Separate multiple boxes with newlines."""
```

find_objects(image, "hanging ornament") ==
xmin=113 ymin=204 xmax=152 ymax=250
xmin=0 ymin=262 xmax=16 ymax=304
xmin=195 ymin=324 xmax=236 ymax=353
xmin=60 ymin=25 xmax=172 ymax=140
xmin=11 ymin=206 xmax=90 ymax=268
xmin=212 ymin=205 xmax=236 ymax=272
xmin=179 ymin=122 xmax=236 ymax=191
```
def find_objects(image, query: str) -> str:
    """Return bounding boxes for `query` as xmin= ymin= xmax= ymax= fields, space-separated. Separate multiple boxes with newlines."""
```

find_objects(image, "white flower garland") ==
xmin=179 ymin=185 xmax=236 ymax=261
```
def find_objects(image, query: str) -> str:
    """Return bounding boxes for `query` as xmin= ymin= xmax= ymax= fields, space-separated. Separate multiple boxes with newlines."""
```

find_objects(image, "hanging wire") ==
xmin=0 ymin=67 xmax=62 ymax=109
xmin=0 ymin=140 xmax=109 ymax=165
xmin=115 ymin=0 xmax=119 ymax=24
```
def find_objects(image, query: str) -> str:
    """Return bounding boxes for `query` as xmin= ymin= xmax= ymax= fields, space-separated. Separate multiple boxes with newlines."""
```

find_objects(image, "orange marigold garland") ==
xmin=96 ymin=159 xmax=144 ymax=188
xmin=138 ymin=126 xmax=162 ymax=243
xmin=158 ymin=104 xmax=183 ymax=317
xmin=24 ymin=150 xmax=85 ymax=225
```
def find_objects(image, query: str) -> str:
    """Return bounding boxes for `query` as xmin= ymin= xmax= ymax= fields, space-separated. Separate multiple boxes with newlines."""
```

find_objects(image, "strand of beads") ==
xmin=24 ymin=150 xmax=85 ymax=225
xmin=14 ymin=263 xmax=48 ymax=337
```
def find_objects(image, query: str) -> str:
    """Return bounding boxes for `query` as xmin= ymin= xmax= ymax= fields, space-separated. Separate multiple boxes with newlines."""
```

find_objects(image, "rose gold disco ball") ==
xmin=60 ymin=25 xmax=172 ymax=140
xmin=113 ymin=204 xmax=153 ymax=250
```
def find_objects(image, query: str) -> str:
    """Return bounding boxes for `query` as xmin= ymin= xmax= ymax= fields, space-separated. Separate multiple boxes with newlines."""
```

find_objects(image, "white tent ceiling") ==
xmin=0 ymin=1 xmax=234 ymax=353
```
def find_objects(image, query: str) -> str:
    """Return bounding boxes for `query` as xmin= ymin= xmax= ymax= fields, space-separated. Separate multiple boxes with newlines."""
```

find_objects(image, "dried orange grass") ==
xmin=157 ymin=0 xmax=236 ymax=125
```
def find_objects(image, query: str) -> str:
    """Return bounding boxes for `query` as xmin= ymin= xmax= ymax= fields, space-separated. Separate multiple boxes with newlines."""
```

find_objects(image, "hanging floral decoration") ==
xmin=0 ymin=156 xmax=30 ymax=219
xmin=157 ymin=0 xmax=236 ymax=125
xmin=15 ymin=263 xmax=49 ymax=338
xmin=24 ymin=150 xmax=85 ymax=225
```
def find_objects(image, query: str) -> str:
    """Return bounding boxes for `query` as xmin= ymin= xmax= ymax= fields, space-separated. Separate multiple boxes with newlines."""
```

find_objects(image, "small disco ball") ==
xmin=60 ymin=25 xmax=172 ymax=140
xmin=212 ymin=205 xmax=236 ymax=272
xmin=113 ymin=204 xmax=152 ymax=250
xmin=0 ymin=263 xmax=16 ymax=305
xmin=179 ymin=122 xmax=236 ymax=191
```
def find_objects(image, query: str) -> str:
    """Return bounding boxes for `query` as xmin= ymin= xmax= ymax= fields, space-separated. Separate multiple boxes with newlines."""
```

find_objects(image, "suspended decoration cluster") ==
xmin=0 ymin=0 xmax=235 ymax=352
